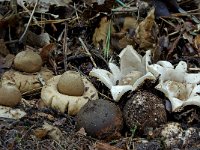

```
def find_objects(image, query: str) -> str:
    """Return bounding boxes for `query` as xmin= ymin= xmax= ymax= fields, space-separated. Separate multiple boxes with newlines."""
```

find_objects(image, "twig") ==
xmin=63 ymin=22 xmax=68 ymax=71
xmin=73 ymin=2 xmax=80 ymax=25
xmin=177 ymin=7 xmax=200 ymax=23
xmin=111 ymin=7 xmax=137 ymax=13
xmin=19 ymin=0 xmax=38 ymax=43
xmin=115 ymin=0 xmax=127 ymax=7
xmin=98 ymin=92 xmax=113 ymax=101
xmin=78 ymin=37 xmax=97 ymax=68
xmin=17 ymin=0 xmax=40 ymax=26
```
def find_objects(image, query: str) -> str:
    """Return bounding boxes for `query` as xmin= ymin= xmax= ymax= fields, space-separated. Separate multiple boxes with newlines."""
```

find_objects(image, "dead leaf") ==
xmin=87 ymin=0 xmax=105 ymax=5
xmin=122 ymin=16 xmax=138 ymax=32
xmin=194 ymin=34 xmax=200 ymax=54
xmin=135 ymin=8 xmax=157 ymax=49
xmin=152 ymin=35 xmax=169 ymax=62
xmin=0 ymin=39 xmax=10 ymax=56
xmin=77 ymin=127 xmax=87 ymax=136
xmin=17 ymin=0 xmax=72 ymax=13
xmin=37 ymin=99 xmax=47 ymax=109
xmin=94 ymin=142 xmax=123 ymax=150
xmin=183 ymin=32 xmax=193 ymax=44
xmin=92 ymin=16 xmax=115 ymax=50
xmin=37 ymin=112 xmax=54 ymax=121
xmin=40 ymin=43 xmax=57 ymax=62
xmin=33 ymin=128 xmax=48 ymax=139
xmin=42 ymin=122 xmax=62 ymax=141
xmin=1 ymin=54 xmax=15 ymax=69
xmin=0 ymin=105 xmax=26 ymax=119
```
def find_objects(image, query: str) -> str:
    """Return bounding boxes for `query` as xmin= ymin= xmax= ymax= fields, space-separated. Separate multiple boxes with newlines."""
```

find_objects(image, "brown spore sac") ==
xmin=76 ymin=99 xmax=123 ymax=140
xmin=123 ymin=91 xmax=167 ymax=134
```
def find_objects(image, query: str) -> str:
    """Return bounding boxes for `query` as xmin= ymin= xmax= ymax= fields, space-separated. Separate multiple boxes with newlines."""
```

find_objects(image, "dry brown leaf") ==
xmin=17 ymin=0 xmax=72 ymax=13
xmin=0 ymin=39 xmax=10 ymax=56
xmin=0 ymin=105 xmax=26 ymax=119
xmin=92 ymin=16 xmax=115 ymax=50
xmin=33 ymin=128 xmax=48 ymax=139
xmin=183 ymin=32 xmax=193 ymax=44
xmin=40 ymin=43 xmax=57 ymax=62
xmin=135 ymin=8 xmax=157 ymax=49
xmin=42 ymin=122 xmax=62 ymax=141
xmin=122 ymin=16 xmax=138 ymax=32
xmin=194 ymin=34 xmax=200 ymax=53
xmin=94 ymin=142 xmax=123 ymax=150
xmin=76 ymin=127 xmax=87 ymax=136
xmin=1 ymin=54 xmax=15 ymax=69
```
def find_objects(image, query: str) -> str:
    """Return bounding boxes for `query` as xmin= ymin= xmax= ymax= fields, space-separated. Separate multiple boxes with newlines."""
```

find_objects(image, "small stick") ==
xmin=78 ymin=37 xmax=97 ymax=68
xmin=19 ymin=0 xmax=38 ymax=43
xmin=73 ymin=2 xmax=80 ymax=25
xmin=63 ymin=22 xmax=68 ymax=71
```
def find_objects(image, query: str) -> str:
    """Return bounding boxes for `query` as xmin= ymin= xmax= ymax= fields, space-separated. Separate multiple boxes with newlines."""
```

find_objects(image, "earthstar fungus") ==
xmin=0 ymin=81 xmax=22 ymax=107
xmin=90 ymin=45 xmax=156 ymax=101
xmin=41 ymin=71 xmax=98 ymax=115
xmin=148 ymin=61 xmax=200 ymax=112
xmin=2 ymin=50 xmax=53 ymax=94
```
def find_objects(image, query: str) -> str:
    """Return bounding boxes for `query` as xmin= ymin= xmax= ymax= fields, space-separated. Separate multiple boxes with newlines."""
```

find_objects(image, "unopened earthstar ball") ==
xmin=0 ymin=83 xmax=21 ymax=107
xmin=76 ymin=99 xmax=123 ymax=140
xmin=14 ymin=50 xmax=42 ymax=73
xmin=57 ymin=71 xmax=84 ymax=96
xmin=123 ymin=91 xmax=167 ymax=133
xmin=2 ymin=50 xmax=53 ymax=94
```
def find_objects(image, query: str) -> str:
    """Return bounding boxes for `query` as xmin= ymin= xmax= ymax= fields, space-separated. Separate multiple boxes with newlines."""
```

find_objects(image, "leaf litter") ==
xmin=0 ymin=0 xmax=200 ymax=149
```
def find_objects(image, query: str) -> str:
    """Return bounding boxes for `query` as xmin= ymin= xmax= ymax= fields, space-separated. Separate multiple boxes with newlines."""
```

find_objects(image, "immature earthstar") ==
xmin=148 ymin=61 xmax=200 ymax=112
xmin=0 ymin=82 xmax=21 ymax=107
xmin=90 ymin=45 xmax=156 ymax=101
xmin=41 ymin=71 xmax=98 ymax=115
xmin=0 ymin=82 xmax=26 ymax=119
xmin=2 ymin=50 xmax=54 ymax=94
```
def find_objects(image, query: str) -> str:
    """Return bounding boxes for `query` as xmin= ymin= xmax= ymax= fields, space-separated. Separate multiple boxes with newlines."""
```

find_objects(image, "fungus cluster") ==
xmin=90 ymin=45 xmax=156 ymax=101
xmin=41 ymin=71 xmax=99 ymax=115
xmin=148 ymin=61 xmax=200 ymax=112
xmin=2 ymin=50 xmax=53 ymax=94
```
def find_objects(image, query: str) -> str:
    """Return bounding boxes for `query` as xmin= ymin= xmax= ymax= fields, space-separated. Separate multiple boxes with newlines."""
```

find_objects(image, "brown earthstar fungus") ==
xmin=41 ymin=71 xmax=98 ymax=115
xmin=0 ymin=81 xmax=21 ymax=107
xmin=14 ymin=50 xmax=43 ymax=73
xmin=123 ymin=91 xmax=167 ymax=133
xmin=1 ymin=50 xmax=54 ymax=94
xmin=57 ymin=71 xmax=84 ymax=96
xmin=76 ymin=99 xmax=123 ymax=140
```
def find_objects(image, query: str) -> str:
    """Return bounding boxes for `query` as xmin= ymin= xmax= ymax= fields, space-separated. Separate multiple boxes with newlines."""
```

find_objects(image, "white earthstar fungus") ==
xmin=148 ymin=61 xmax=200 ymax=112
xmin=41 ymin=71 xmax=98 ymax=115
xmin=90 ymin=45 xmax=156 ymax=101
